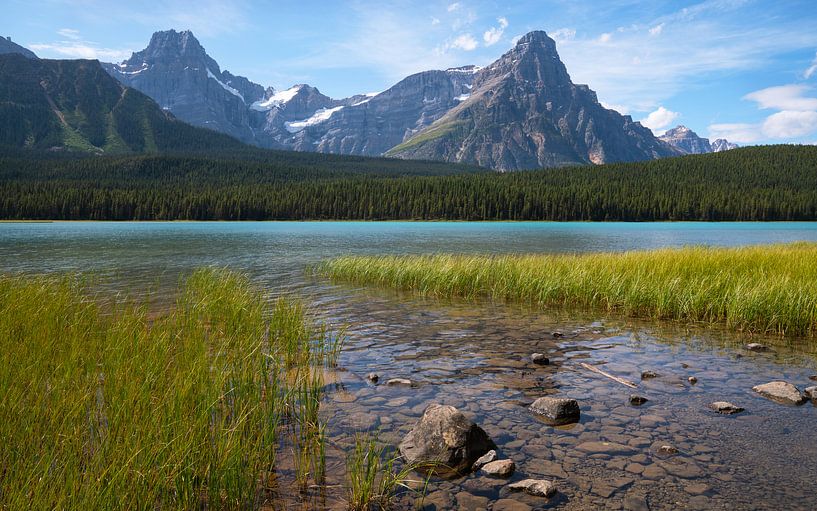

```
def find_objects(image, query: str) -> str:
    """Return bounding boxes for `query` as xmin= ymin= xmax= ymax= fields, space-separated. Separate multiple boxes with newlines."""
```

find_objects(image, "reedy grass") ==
xmin=318 ymin=242 xmax=817 ymax=337
xmin=0 ymin=268 xmax=364 ymax=510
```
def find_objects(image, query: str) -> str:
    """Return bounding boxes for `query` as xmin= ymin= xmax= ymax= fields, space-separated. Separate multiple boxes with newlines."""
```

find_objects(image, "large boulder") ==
xmin=529 ymin=397 xmax=580 ymax=425
xmin=399 ymin=404 xmax=495 ymax=474
xmin=752 ymin=381 xmax=806 ymax=405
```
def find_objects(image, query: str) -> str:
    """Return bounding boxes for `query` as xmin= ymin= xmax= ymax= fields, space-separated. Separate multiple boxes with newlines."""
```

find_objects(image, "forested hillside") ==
xmin=2 ymin=145 xmax=815 ymax=221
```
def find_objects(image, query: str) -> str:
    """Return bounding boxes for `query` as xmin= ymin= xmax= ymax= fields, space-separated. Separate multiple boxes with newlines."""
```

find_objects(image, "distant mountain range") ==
xmin=1 ymin=30 xmax=738 ymax=169
xmin=659 ymin=125 xmax=738 ymax=154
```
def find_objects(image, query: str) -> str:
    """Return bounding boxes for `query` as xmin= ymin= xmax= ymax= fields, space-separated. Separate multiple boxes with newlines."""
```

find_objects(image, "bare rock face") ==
xmin=399 ymin=404 xmax=495 ymax=474
xmin=529 ymin=396 xmax=580 ymax=425
xmin=752 ymin=381 xmax=807 ymax=405
xmin=659 ymin=125 xmax=712 ymax=154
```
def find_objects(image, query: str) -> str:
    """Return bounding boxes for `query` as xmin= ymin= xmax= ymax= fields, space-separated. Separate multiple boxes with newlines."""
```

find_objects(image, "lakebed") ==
xmin=3 ymin=221 xmax=817 ymax=510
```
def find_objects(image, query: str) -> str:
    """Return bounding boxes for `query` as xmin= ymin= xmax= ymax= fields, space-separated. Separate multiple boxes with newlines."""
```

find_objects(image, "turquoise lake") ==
xmin=4 ymin=221 xmax=817 ymax=510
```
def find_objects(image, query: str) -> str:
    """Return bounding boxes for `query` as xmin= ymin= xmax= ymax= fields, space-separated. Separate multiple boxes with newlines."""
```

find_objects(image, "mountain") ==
xmin=0 ymin=36 xmax=37 ymax=59
xmin=658 ymin=125 xmax=711 ymax=154
xmin=102 ymin=29 xmax=689 ymax=170
xmin=659 ymin=125 xmax=737 ymax=154
xmin=386 ymin=32 xmax=678 ymax=170
xmin=711 ymin=138 xmax=739 ymax=152
xmin=0 ymin=53 xmax=245 ymax=153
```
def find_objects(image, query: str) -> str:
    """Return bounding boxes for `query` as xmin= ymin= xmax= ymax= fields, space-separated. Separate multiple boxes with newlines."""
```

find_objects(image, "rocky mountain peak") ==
xmin=475 ymin=30 xmax=570 ymax=90
xmin=659 ymin=125 xmax=712 ymax=154
xmin=0 ymin=36 xmax=37 ymax=59
xmin=142 ymin=29 xmax=205 ymax=60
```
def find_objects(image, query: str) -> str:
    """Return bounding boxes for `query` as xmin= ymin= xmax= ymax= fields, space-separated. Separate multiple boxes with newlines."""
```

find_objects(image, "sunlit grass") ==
xmin=0 ymin=268 xmax=401 ymax=509
xmin=318 ymin=242 xmax=817 ymax=337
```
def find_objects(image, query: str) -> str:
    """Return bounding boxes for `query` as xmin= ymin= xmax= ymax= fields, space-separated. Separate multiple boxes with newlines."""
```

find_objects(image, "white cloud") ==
xmin=762 ymin=110 xmax=817 ymax=138
xmin=550 ymin=28 xmax=576 ymax=44
xmin=598 ymin=32 xmax=612 ymax=43
xmin=431 ymin=17 xmax=440 ymax=26
xmin=447 ymin=2 xmax=461 ymax=12
xmin=640 ymin=106 xmax=680 ymax=133
xmin=649 ymin=23 xmax=665 ymax=36
xmin=804 ymin=52 xmax=817 ymax=79
xmin=31 ymin=29 xmax=132 ymax=61
xmin=57 ymin=28 xmax=81 ymax=40
xmin=483 ymin=17 xmax=508 ymax=47
xmin=450 ymin=33 xmax=478 ymax=51
xmin=601 ymin=102 xmax=630 ymax=115
xmin=743 ymin=85 xmax=817 ymax=111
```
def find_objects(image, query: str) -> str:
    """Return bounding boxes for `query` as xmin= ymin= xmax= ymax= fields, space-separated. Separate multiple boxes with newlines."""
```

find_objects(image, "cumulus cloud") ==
xmin=640 ymin=106 xmax=680 ymax=133
xmin=649 ymin=23 xmax=665 ymax=36
xmin=483 ymin=17 xmax=508 ymax=46
xmin=598 ymin=32 xmax=612 ymax=43
xmin=450 ymin=33 xmax=478 ymax=51
xmin=431 ymin=16 xmax=440 ymax=26
xmin=744 ymin=85 xmax=817 ymax=111
xmin=762 ymin=110 xmax=817 ymax=138
xmin=804 ymin=52 xmax=817 ymax=79
xmin=447 ymin=2 xmax=461 ymax=12
xmin=550 ymin=28 xmax=576 ymax=44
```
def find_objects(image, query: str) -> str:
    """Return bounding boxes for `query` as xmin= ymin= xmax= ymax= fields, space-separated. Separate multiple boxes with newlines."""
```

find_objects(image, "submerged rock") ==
xmin=805 ymin=386 xmax=817 ymax=400
xmin=688 ymin=376 xmax=698 ymax=384
xmin=552 ymin=331 xmax=564 ymax=338
xmin=481 ymin=459 xmax=515 ymax=477
xmin=531 ymin=353 xmax=549 ymax=365
xmin=752 ymin=381 xmax=806 ymax=405
xmin=629 ymin=394 xmax=649 ymax=406
xmin=656 ymin=445 xmax=679 ymax=456
xmin=399 ymin=404 xmax=495 ymax=474
xmin=745 ymin=343 xmax=770 ymax=352
xmin=508 ymin=479 xmax=557 ymax=498
xmin=386 ymin=378 xmax=413 ymax=386
xmin=641 ymin=370 xmax=659 ymax=379
xmin=472 ymin=449 xmax=497 ymax=470
xmin=709 ymin=401 xmax=744 ymax=414
xmin=366 ymin=372 xmax=379 ymax=383
xmin=529 ymin=396 xmax=580 ymax=424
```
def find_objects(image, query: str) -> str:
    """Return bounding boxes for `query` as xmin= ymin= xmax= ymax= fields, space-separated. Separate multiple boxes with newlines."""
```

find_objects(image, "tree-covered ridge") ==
xmin=1 ymin=145 xmax=816 ymax=221
xmin=0 ymin=54 xmax=248 ymax=153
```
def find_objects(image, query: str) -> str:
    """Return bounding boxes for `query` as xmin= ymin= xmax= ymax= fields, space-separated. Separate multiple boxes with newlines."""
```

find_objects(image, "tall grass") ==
xmin=0 ymin=268 xmax=373 ymax=510
xmin=319 ymin=242 xmax=817 ymax=337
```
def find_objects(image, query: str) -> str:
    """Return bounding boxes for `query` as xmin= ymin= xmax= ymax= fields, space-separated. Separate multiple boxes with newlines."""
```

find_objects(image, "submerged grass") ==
xmin=0 ymin=268 xmax=400 ymax=510
xmin=318 ymin=242 xmax=817 ymax=337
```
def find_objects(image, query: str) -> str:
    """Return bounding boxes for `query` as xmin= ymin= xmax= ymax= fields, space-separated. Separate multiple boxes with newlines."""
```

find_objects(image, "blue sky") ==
xmin=6 ymin=0 xmax=817 ymax=144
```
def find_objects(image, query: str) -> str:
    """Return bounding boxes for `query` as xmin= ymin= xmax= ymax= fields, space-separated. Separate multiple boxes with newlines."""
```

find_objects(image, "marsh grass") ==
xmin=319 ymin=242 xmax=817 ymax=337
xmin=346 ymin=434 xmax=425 ymax=511
xmin=0 ymin=268 xmax=401 ymax=510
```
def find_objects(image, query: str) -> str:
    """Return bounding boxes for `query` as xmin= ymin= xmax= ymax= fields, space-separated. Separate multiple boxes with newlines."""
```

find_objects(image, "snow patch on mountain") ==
xmin=207 ymin=68 xmax=244 ymax=102
xmin=284 ymin=106 xmax=345 ymax=133
xmin=250 ymin=85 xmax=303 ymax=111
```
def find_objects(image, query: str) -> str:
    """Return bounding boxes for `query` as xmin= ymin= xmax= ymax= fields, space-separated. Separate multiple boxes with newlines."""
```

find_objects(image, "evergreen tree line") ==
xmin=1 ymin=145 xmax=816 ymax=221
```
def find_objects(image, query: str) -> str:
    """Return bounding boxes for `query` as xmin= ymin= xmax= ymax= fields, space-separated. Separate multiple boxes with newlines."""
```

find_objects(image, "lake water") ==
xmin=3 ymin=221 xmax=817 ymax=510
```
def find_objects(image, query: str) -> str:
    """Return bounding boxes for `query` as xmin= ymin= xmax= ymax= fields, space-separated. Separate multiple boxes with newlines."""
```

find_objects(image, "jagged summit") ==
xmin=0 ymin=36 xmax=37 ymax=59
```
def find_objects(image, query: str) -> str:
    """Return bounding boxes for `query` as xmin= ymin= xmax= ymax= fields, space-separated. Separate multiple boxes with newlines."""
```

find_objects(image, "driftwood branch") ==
xmin=579 ymin=362 xmax=638 ymax=388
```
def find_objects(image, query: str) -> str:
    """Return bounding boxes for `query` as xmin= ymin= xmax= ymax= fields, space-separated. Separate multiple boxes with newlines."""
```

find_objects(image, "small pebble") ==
xmin=688 ymin=376 xmax=698 ymax=384
xmin=629 ymin=395 xmax=648 ymax=406
xmin=366 ymin=372 xmax=379 ymax=383
xmin=531 ymin=353 xmax=550 ymax=365
xmin=641 ymin=370 xmax=658 ymax=379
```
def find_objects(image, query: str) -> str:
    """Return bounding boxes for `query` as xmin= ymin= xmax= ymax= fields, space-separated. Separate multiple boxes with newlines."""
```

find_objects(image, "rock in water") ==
xmin=531 ymin=353 xmax=549 ymax=365
xmin=529 ymin=397 xmax=580 ymax=425
xmin=386 ymin=378 xmax=413 ymax=386
xmin=641 ymin=370 xmax=659 ymax=379
xmin=805 ymin=386 xmax=817 ymax=400
xmin=688 ymin=376 xmax=698 ymax=384
xmin=472 ymin=449 xmax=497 ymax=470
xmin=481 ymin=459 xmax=515 ymax=477
xmin=629 ymin=395 xmax=648 ymax=406
xmin=745 ymin=343 xmax=770 ymax=352
xmin=709 ymin=401 xmax=744 ymax=414
xmin=366 ymin=372 xmax=379 ymax=383
xmin=399 ymin=404 xmax=495 ymax=474
xmin=508 ymin=479 xmax=557 ymax=498
xmin=752 ymin=381 xmax=806 ymax=405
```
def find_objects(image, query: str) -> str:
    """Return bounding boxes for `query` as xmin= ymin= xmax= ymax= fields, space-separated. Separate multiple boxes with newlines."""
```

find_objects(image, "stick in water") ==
xmin=579 ymin=362 xmax=638 ymax=388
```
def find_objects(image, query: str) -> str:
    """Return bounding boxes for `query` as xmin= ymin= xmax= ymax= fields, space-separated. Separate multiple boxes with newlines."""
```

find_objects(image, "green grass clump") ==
xmin=0 ymin=269 xmax=353 ymax=509
xmin=319 ymin=242 xmax=817 ymax=337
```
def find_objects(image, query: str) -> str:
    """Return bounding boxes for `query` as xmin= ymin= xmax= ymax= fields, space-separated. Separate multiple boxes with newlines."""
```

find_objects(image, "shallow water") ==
xmin=3 ymin=221 xmax=817 ymax=510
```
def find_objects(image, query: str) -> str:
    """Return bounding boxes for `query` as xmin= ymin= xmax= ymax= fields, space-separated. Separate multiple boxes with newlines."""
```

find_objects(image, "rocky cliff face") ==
xmin=659 ymin=125 xmax=738 ymax=155
xmin=387 ymin=32 xmax=678 ymax=170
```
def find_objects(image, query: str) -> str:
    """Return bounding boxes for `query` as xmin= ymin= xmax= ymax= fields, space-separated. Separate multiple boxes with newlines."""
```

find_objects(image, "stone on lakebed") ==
xmin=529 ymin=396 xmax=580 ymax=425
xmin=752 ymin=381 xmax=806 ymax=405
